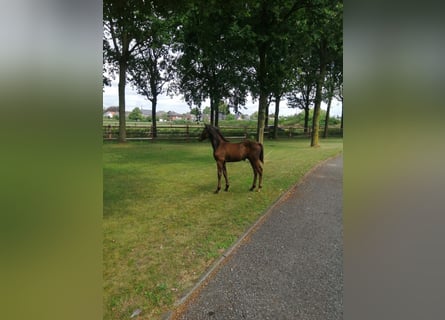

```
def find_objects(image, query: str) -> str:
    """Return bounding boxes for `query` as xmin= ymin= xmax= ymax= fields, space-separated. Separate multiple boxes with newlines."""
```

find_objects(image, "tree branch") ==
xmin=280 ymin=0 xmax=318 ymax=25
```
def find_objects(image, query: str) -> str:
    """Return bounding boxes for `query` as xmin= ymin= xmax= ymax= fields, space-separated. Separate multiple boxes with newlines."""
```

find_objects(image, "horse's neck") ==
xmin=215 ymin=129 xmax=229 ymax=142
xmin=208 ymin=131 xmax=224 ymax=152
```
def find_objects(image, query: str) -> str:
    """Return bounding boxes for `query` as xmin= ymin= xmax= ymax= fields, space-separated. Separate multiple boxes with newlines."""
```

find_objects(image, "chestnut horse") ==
xmin=199 ymin=124 xmax=263 ymax=193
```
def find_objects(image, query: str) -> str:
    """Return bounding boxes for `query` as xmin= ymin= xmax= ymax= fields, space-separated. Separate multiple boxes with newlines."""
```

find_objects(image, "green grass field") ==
xmin=103 ymin=138 xmax=343 ymax=319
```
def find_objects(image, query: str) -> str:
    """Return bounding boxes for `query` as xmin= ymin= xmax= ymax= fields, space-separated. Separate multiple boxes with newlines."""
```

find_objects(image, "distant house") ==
xmin=184 ymin=113 xmax=197 ymax=122
xmin=103 ymin=106 xmax=119 ymax=118
xmin=167 ymin=111 xmax=184 ymax=121
xmin=154 ymin=111 xmax=165 ymax=121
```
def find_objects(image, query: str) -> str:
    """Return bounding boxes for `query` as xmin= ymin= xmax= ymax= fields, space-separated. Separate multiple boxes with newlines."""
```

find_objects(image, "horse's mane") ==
xmin=207 ymin=125 xmax=229 ymax=142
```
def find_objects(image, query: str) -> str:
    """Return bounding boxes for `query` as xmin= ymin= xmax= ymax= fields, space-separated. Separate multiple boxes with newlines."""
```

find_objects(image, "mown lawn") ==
xmin=103 ymin=138 xmax=343 ymax=319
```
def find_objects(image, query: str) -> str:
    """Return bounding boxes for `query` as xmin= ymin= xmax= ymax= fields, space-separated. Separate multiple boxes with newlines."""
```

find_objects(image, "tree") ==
xmin=103 ymin=0 xmax=184 ymax=141
xmin=128 ymin=107 xmax=144 ymax=121
xmin=190 ymin=107 xmax=202 ymax=122
xmin=172 ymin=0 xmax=341 ymax=145
xmin=103 ymin=39 xmax=112 ymax=90
xmin=322 ymin=56 xmax=342 ymax=138
xmin=286 ymin=58 xmax=318 ymax=134
xmin=308 ymin=1 xmax=342 ymax=147
xmin=268 ymin=38 xmax=305 ymax=139
xmin=228 ymin=0 xmax=317 ymax=143
xmin=334 ymin=74 xmax=343 ymax=130
xmin=104 ymin=0 xmax=146 ymax=142
xmin=128 ymin=11 xmax=175 ymax=138
xmin=175 ymin=0 xmax=249 ymax=127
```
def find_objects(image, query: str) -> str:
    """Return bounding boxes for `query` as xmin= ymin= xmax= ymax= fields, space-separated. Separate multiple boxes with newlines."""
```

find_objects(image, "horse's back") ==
xmin=242 ymin=140 xmax=263 ymax=161
xmin=244 ymin=140 xmax=262 ymax=151
xmin=215 ymin=140 xmax=262 ymax=162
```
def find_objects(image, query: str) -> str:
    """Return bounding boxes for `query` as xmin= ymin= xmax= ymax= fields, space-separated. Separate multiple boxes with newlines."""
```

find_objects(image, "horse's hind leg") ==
xmin=249 ymin=159 xmax=263 ymax=192
xmin=223 ymin=162 xmax=229 ymax=191
xmin=249 ymin=159 xmax=258 ymax=191
xmin=257 ymin=160 xmax=263 ymax=191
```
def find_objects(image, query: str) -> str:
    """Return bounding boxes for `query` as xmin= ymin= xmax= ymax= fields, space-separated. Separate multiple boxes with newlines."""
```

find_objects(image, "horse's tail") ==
xmin=259 ymin=143 xmax=264 ymax=163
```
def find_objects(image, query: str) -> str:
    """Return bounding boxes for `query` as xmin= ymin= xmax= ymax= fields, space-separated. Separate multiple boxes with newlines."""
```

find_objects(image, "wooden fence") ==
xmin=103 ymin=124 xmax=342 ymax=141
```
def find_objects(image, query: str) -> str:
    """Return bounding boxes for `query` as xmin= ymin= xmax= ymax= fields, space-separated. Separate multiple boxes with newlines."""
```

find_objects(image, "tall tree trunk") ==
xmin=210 ymin=97 xmax=215 ymax=126
xmin=151 ymin=95 xmax=157 ymax=138
xmin=118 ymin=60 xmax=127 ymax=143
xmin=303 ymin=85 xmax=311 ymax=134
xmin=311 ymin=86 xmax=322 ymax=147
xmin=272 ymin=93 xmax=280 ymax=139
xmin=311 ymin=39 xmax=328 ymax=147
xmin=340 ymin=102 xmax=343 ymax=130
xmin=304 ymin=107 xmax=309 ymax=134
xmin=257 ymin=93 xmax=267 ymax=143
xmin=210 ymin=96 xmax=220 ymax=127
xmin=256 ymin=45 xmax=267 ymax=144
xmin=149 ymin=73 xmax=158 ymax=138
xmin=323 ymin=94 xmax=332 ymax=138
xmin=214 ymin=102 xmax=219 ymax=127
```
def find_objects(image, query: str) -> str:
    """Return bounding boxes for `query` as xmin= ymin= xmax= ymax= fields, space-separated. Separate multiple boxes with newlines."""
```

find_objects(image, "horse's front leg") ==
xmin=215 ymin=162 xmax=223 ymax=193
xmin=223 ymin=162 xmax=229 ymax=191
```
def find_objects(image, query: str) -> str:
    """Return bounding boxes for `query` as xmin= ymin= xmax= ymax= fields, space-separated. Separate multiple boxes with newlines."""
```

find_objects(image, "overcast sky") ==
xmin=103 ymin=80 xmax=342 ymax=117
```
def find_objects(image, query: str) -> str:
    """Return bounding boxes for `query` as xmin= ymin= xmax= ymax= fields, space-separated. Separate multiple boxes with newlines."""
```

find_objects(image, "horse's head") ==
xmin=199 ymin=124 xmax=210 ymax=141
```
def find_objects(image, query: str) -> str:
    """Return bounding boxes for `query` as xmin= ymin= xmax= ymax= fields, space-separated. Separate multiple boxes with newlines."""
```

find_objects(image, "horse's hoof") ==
xmin=214 ymin=189 xmax=220 ymax=194
xmin=224 ymin=186 xmax=229 ymax=192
